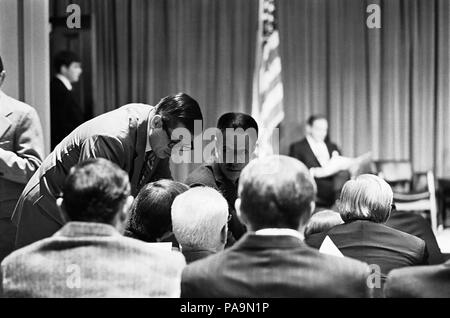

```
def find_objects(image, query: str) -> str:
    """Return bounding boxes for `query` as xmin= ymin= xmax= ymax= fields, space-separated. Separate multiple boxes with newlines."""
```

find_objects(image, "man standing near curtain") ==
xmin=50 ymin=51 xmax=84 ymax=149
xmin=12 ymin=93 xmax=203 ymax=249
xmin=0 ymin=55 xmax=44 ymax=261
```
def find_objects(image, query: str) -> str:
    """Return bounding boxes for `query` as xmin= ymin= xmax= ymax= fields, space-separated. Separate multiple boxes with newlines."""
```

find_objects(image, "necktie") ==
xmin=137 ymin=151 xmax=156 ymax=193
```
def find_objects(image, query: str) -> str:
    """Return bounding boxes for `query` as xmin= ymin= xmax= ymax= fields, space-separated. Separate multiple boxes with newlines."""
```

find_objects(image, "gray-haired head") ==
xmin=171 ymin=187 xmax=229 ymax=252
xmin=338 ymin=174 xmax=393 ymax=224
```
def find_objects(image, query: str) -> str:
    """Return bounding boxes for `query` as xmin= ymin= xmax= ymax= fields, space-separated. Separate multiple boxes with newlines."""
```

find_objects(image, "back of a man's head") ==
xmin=237 ymin=155 xmax=316 ymax=232
xmin=62 ymin=158 xmax=131 ymax=225
xmin=171 ymin=187 xmax=229 ymax=252
xmin=126 ymin=180 xmax=189 ymax=242
xmin=53 ymin=50 xmax=80 ymax=74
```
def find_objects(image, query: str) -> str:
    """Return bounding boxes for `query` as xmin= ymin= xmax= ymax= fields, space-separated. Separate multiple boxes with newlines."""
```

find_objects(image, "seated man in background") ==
xmin=384 ymin=258 xmax=450 ymax=298
xmin=0 ymin=55 xmax=44 ymax=262
xmin=181 ymin=155 xmax=372 ymax=298
xmin=289 ymin=115 xmax=370 ymax=208
xmin=124 ymin=180 xmax=189 ymax=245
xmin=185 ymin=112 xmax=258 ymax=245
xmin=1 ymin=159 xmax=185 ymax=298
xmin=305 ymin=175 xmax=428 ymax=288
xmin=171 ymin=187 xmax=229 ymax=264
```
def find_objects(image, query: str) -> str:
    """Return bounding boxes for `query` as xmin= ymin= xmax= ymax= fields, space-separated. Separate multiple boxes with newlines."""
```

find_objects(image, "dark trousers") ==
xmin=316 ymin=171 xmax=351 ymax=208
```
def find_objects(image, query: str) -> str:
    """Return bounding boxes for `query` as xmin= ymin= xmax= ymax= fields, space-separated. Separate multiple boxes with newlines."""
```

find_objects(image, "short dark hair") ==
xmin=53 ymin=51 xmax=80 ymax=74
xmin=217 ymin=113 xmax=259 ymax=135
xmin=125 ymin=180 xmax=189 ymax=242
xmin=0 ymin=55 xmax=4 ymax=73
xmin=307 ymin=114 xmax=327 ymax=126
xmin=155 ymin=93 xmax=203 ymax=135
xmin=62 ymin=158 xmax=131 ymax=224
xmin=238 ymin=155 xmax=316 ymax=230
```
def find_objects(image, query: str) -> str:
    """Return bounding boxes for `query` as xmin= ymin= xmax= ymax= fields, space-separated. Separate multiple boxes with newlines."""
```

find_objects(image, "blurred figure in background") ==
xmin=304 ymin=210 xmax=343 ymax=240
xmin=0 ymin=55 xmax=44 ymax=262
xmin=50 ymin=51 xmax=84 ymax=149
xmin=172 ymin=187 xmax=229 ymax=263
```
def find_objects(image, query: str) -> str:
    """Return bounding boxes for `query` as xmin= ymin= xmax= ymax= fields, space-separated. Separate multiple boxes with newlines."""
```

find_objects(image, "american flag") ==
xmin=252 ymin=0 xmax=284 ymax=157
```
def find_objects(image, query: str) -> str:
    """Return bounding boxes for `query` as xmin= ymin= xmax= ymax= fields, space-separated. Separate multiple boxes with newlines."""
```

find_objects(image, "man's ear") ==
xmin=56 ymin=197 xmax=69 ymax=223
xmin=220 ymin=223 xmax=228 ymax=246
xmin=0 ymin=71 xmax=6 ymax=87
xmin=121 ymin=195 xmax=134 ymax=221
xmin=235 ymin=198 xmax=247 ymax=227
xmin=150 ymin=115 xmax=163 ymax=129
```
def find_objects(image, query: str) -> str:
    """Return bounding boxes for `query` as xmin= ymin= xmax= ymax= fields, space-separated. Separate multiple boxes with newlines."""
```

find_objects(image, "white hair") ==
xmin=171 ymin=187 xmax=228 ymax=250
xmin=338 ymin=174 xmax=393 ymax=223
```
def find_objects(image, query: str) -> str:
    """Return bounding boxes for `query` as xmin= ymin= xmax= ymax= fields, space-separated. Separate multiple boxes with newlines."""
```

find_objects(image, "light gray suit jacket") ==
xmin=0 ymin=90 xmax=44 ymax=219
xmin=1 ymin=222 xmax=186 ymax=298
xmin=12 ymin=104 xmax=172 ymax=248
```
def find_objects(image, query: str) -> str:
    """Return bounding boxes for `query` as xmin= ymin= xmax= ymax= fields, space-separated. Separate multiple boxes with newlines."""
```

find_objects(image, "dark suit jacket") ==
xmin=181 ymin=233 xmax=372 ymax=298
xmin=0 ymin=222 xmax=186 ymax=298
xmin=0 ymin=91 xmax=44 ymax=219
xmin=386 ymin=211 xmax=444 ymax=265
xmin=384 ymin=261 xmax=450 ymax=298
xmin=50 ymin=77 xmax=84 ymax=149
xmin=289 ymin=138 xmax=340 ymax=169
xmin=182 ymin=249 xmax=215 ymax=264
xmin=289 ymin=138 xmax=341 ymax=207
xmin=12 ymin=104 xmax=172 ymax=249
xmin=305 ymin=220 xmax=428 ymax=282
xmin=185 ymin=163 xmax=246 ymax=242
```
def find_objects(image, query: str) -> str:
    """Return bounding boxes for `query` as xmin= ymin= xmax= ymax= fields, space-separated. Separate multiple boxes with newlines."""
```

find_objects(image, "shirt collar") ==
xmin=306 ymin=135 xmax=326 ymax=147
xmin=146 ymin=118 xmax=152 ymax=153
xmin=255 ymin=228 xmax=304 ymax=241
xmin=56 ymin=74 xmax=73 ymax=91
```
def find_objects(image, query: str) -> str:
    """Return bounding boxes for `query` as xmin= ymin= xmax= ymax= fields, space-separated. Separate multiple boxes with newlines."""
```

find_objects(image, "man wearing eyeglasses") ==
xmin=12 ymin=93 xmax=203 ymax=249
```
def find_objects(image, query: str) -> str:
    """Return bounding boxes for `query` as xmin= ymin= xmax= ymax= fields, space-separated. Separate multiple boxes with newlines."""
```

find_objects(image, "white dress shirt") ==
xmin=306 ymin=136 xmax=330 ymax=167
xmin=56 ymin=74 xmax=73 ymax=91
xmin=255 ymin=228 xmax=304 ymax=241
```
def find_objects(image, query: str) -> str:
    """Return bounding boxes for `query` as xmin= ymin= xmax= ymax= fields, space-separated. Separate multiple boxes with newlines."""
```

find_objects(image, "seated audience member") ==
xmin=124 ymin=180 xmax=189 ymax=245
xmin=384 ymin=260 xmax=450 ymax=298
xmin=304 ymin=210 xmax=343 ymax=240
xmin=305 ymin=175 xmax=428 ymax=285
xmin=185 ymin=113 xmax=259 ymax=245
xmin=0 ymin=159 xmax=185 ymax=298
xmin=181 ymin=155 xmax=372 ymax=298
xmin=171 ymin=187 xmax=229 ymax=263
xmin=386 ymin=209 xmax=444 ymax=265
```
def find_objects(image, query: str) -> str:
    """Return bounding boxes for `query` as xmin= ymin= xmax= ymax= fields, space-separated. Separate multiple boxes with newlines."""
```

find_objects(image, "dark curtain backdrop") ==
xmin=51 ymin=0 xmax=450 ymax=181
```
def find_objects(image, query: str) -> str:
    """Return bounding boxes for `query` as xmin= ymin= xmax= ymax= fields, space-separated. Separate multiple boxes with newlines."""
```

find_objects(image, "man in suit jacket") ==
xmin=12 ymin=93 xmax=203 ymax=249
xmin=185 ymin=113 xmax=258 ymax=244
xmin=50 ymin=51 xmax=84 ymax=149
xmin=289 ymin=115 xmax=350 ymax=207
xmin=384 ymin=261 xmax=450 ymax=298
xmin=386 ymin=210 xmax=444 ymax=265
xmin=1 ymin=159 xmax=185 ymax=297
xmin=0 ymin=56 xmax=44 ymax=262
xmin=181 ymin=155 xmax=372 ymax=298
xmin=305 ymin=175 xmax=428 ymax=287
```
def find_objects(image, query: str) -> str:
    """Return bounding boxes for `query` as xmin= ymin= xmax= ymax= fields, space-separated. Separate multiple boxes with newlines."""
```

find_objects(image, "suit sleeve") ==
xmin=79 ymin=135 xmax=126 ymax=168
xmin=0 ymin=108 xmax=44 ymax=184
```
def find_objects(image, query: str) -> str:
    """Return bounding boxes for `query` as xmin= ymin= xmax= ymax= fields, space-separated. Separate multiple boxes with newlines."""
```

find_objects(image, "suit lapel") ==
xmin=303 ymin=139 xmax=322 ymax=167
xmin=0 ymin=91 xmax=13 ymax=140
